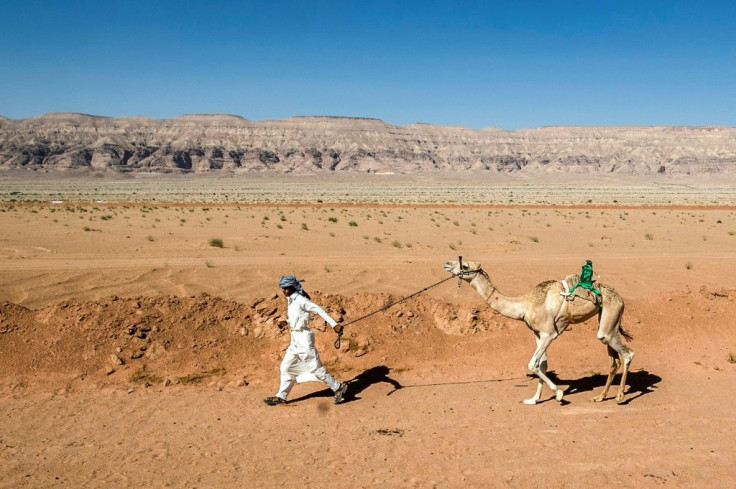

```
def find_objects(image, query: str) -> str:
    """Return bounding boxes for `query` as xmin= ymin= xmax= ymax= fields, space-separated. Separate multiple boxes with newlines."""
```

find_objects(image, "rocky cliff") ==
xmin=1 ymin=113 xmax=735 ymax=175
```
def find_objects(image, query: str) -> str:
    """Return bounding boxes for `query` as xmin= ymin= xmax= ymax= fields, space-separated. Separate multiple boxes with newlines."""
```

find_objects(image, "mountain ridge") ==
xmin=1 ymin=113 xmax=735 ymax=174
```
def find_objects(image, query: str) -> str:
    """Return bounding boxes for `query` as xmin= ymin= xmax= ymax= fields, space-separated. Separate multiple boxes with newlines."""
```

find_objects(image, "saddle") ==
xmin=559 ymin=276 xmax=601 ymax=306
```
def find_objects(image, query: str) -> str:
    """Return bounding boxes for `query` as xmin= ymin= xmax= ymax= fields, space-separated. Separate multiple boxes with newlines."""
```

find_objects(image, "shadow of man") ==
xmin=344 ymin=365 xmax=403 ymax=403
xmin=286 ymin=365 xmax=403 ymax=405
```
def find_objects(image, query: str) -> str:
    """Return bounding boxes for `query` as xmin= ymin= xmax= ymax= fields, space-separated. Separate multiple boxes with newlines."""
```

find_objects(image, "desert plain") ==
xmin=1 ymin=174 xmax=735 ymax=488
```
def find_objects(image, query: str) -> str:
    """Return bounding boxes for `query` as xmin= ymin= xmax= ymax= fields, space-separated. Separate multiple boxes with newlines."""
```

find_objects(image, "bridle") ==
xmin=453 ymin=256 xmax=496 ymax=302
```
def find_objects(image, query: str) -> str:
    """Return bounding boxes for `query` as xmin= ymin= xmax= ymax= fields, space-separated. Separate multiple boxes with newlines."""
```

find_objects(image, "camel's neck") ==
xmin=469 ymin=273 xmax=526 ymax=320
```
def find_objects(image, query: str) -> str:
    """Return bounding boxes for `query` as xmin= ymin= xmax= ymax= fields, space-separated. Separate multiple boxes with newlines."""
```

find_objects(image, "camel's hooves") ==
xmin=555 ymin=389 xmax=564 ymax=402
xmin=522 ymin=398 xmax=538 ymax=405
xmin=591 ymin=395 xmax=604 ymax=403
xmin=616 ymin=395 xmax=626 ymax=404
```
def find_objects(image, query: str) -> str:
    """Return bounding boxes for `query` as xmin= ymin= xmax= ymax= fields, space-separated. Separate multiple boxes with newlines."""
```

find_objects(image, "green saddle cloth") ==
xmin=568 ymin=260 xmax=601 ymax=305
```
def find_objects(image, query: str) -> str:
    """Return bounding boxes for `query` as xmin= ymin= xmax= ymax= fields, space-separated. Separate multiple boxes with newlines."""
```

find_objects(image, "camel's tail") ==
xmin=619 ymin=325 xmax=634 ymax=341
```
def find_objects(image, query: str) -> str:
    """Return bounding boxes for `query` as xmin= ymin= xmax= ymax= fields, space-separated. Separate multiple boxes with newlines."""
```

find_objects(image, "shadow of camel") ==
xmin=287 ymin=365 xmax=403 ymax=405
xmin=544 ymin=368 xmax=661 ymax=404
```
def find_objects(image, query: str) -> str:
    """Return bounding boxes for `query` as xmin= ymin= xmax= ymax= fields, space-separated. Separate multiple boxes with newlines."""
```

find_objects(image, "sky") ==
xmin=1 ymin=0 xmax=735 ymax=129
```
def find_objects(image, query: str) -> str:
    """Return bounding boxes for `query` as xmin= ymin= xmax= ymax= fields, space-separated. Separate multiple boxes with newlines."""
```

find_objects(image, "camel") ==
xmin=444 ymin=259 xmax=634 ymax=405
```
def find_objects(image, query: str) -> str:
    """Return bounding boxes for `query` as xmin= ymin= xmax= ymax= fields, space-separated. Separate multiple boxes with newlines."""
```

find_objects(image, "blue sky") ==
xmin=1 ymin=0 xmax=734 ymax=128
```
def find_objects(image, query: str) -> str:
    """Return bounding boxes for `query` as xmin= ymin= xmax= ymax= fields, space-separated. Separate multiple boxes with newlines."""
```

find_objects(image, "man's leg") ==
xmin=275 ymin=349 xmax=299 ymax=400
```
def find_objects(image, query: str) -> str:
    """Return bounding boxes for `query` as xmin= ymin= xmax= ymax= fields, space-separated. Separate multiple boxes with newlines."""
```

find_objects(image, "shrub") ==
xmin=348 ymin=221 xmax=358 ymax=227
xmin=209 ymin=238 xmax=224 ymax=248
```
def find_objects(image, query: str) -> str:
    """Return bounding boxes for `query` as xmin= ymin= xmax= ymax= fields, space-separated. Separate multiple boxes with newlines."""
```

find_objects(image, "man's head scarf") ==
xmin=278 ymin=275 xmax=311 ymax=299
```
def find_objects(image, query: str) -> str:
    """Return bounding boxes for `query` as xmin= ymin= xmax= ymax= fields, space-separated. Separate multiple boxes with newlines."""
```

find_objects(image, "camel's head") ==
xmin=443 ymin=259 xmax=483 ymax=282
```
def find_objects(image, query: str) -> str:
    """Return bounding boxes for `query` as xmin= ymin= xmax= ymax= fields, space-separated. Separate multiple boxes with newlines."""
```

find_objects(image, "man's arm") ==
xmin=302 ymin=299 xmax=340 ymax=331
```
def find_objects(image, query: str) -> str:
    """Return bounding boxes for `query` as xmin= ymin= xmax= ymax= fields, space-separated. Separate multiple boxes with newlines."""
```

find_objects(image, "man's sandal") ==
xmin=264 ymin=396 xmax=286 ymax=406
xmin=334 ymin=383 xmax=349 ymax=404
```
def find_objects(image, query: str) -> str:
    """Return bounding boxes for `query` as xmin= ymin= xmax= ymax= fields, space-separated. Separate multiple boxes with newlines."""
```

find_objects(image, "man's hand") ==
xmin=334 ymin=324 xmax=344 ymax=335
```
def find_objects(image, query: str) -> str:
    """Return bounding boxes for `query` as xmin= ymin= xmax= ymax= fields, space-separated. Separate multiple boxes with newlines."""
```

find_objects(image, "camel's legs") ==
xmin=595 ymin=308 xmax=635 ymax=403
xmin=609 ymin=335 xmax=634 ymax=403
xmin=592 ymin=346 xmax=620 ymax=402
xmin=524 ymin=332 xmax=563 ymax=405
xmin=524 ymin=334 xmax=547 ymax=404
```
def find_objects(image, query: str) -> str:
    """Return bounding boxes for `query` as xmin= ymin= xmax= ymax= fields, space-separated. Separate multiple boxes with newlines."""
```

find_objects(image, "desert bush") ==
xmin=209 ymin=238 xmax=224 ymax=248
xmin=348 ymin=221 xmax=358 ymax=227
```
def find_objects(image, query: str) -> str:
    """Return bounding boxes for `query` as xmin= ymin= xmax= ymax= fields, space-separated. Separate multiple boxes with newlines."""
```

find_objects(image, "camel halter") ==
xmin=454 ymin=256 xmax=495 ymax=301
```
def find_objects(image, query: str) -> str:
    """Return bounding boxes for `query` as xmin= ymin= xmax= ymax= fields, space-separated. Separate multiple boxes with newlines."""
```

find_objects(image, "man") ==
xmin=263 ymin=275 xmax=349 ymax=406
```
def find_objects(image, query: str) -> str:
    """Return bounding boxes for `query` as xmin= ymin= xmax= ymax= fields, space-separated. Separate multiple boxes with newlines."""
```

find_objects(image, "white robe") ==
xmin=276 ymin=293 xmax=340 ymax=399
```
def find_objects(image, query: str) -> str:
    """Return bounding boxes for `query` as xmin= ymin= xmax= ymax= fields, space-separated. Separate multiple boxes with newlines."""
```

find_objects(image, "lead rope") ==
xmin=333 ymin=274 xmax=457 ymax=349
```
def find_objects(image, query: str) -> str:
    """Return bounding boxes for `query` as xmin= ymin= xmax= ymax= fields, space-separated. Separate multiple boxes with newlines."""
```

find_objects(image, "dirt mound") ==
xmin=2 ymin=287 xmax=735 ymax=390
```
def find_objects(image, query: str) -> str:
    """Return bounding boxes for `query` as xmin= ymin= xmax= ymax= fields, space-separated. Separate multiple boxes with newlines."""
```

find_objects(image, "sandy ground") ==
xmin=1 ymin=180 xmax=736 ymax=488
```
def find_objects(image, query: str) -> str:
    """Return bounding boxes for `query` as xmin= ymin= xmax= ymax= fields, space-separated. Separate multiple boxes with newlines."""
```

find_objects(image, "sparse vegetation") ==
xmin=209 ymin=238 xmax=224 ymax=248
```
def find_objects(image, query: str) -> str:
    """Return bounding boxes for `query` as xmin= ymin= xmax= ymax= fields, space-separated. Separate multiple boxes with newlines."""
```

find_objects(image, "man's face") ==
xmin=282 ymin=286 xmax=295 ymax=297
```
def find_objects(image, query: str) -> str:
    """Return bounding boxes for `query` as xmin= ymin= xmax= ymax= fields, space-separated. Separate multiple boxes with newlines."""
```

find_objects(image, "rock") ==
xmin=110 ymin=354 xmax=124 ymax=366
xmin=3 ymin=115 xmax=736 ymax=175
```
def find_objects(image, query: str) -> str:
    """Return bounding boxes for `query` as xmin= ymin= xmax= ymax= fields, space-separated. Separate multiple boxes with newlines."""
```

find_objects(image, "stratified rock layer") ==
xmin=2 ymin=113 xmax=735 ymax=174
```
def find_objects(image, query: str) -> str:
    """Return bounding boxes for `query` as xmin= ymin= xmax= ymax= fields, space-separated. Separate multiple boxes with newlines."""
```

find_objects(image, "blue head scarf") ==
xmin=278 ymin=275 xmax=311 ymax=299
